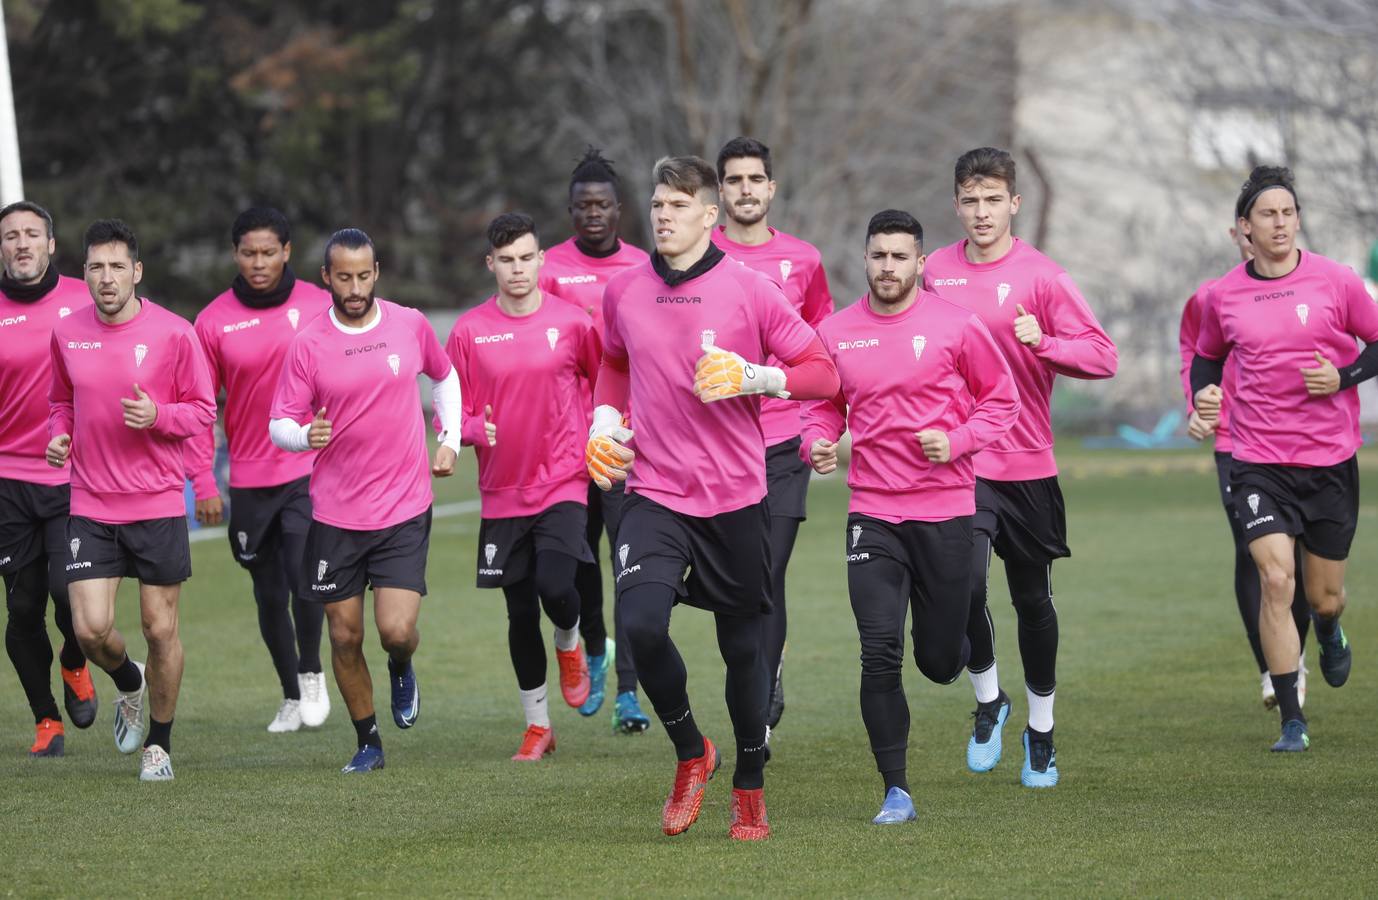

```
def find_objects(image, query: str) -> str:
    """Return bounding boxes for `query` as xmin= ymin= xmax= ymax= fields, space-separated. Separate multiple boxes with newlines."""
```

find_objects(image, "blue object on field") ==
xmin=1082 ymin=409 xmax=1194 ymax=449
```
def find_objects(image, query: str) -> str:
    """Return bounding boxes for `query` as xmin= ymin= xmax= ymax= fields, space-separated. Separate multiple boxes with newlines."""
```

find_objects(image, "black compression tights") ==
xmin=502 ymin=550 xmax=582 ymax=691
xmin=621 ymin=582 xmax=767 ymax=789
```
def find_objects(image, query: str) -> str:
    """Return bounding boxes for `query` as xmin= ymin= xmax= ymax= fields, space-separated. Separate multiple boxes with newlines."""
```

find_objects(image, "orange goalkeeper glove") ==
xmin=692 ymin=344 xmax=788 ymax=403
xmin=586 ymin=405 xmax=634 ymax=490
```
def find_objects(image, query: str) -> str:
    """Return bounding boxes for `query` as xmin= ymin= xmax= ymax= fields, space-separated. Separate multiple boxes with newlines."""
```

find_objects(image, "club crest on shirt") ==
xmin=779 ymin=259 xmax=792 ymax=281
xmin=59 ymin=307 xmax=71 ymax=318
xmin=700 ymin=329 xmax=716 ymax=350
xmin=912 ymin=335 xmax=927 ymax=361
xmin=387 ymin=353 xmax=401 ymax=376
xmin=134 ymin=344 xmax=148 ymax=367
xmin=1247 ymin=493 xmax=1260 ymax=516
xmin=485 ymin=543 xmax=497 ymax=566
xmin=619 ymin=544 xmax=630 ymax=568
xmin=546 ymin=327 xmax=560 ymax=351
xmin=69 ymin=538 xmax=81 ymax=560
xmin=287 ymin=308 xmax=300 ymax=330
xmin=1295 ymin=304 xmax=1309 ymax=325
xmin=851 ymin=524 xmax=862 ymax=548
xmin=997 ymin=283 xmax=1012 ymax=306
xmin=317 ymin=559 xmax=328 ymax=581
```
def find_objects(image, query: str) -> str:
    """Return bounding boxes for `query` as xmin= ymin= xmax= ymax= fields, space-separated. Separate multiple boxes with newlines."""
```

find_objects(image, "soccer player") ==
xmin=48 ymin=219 xmax=217 ymax=781
xmin=1191 ymin=165 xmax=1378 ymax=752
xmin=1179 ymin=222 xmax=1311 ymax=709
xmin=447 ymin=213 xmax=599 ymax=760
xmin=804 ymin=209 xmax=1018 ymax=824
xmin=711 ymin=137 xmax=834 ymax=743
xmin=1 ymin=201 xmax=98 ymax=757
xmin=187 ymin=207 xmax=333 ymax=734
xmin=925 ymin=148 xmax=1117 ymax=787
xmin=269 ymin=228 xmax=462 ymax=773
xmin=539 ymin=147 xmax=652 ymax=729
xmin=586 ymin=155 xmax=839 ymax=840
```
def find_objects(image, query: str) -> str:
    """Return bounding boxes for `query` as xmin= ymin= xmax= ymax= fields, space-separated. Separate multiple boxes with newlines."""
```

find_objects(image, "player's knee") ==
xmin=858 ymin=641 xmax=903 ymax=679
xmin=1310 ymin=582 xmax=1345 ymax=617
xmin=623 ymin=613 xmax=666 ymax=657
xmin=140 ymin=614 xmax=178 ymax=648
xmin=860 ymin=670 xmax=902 ymax=696
xmin=914 ymin=641 xmax=966 ymax=685
xmin=1257 ymin=564 xmax=1295 ymax=602
xmin=1011 ymin=591 xmax=1055 ymax=625
xmin=328 ymin=618 xmax=364 ymax=653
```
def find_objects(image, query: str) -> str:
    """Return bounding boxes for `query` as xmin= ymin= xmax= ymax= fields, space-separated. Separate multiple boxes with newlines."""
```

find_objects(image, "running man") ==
xmin=1191 ymin=165 xmax=1378 ymax=752
xmin=587 ymin=155 xmax=839 ymax=840
xmin=711 ymin=137 xmax=834 ymax=743
xmin=447 ymin=213 xmax=597 ymax=760
xmin=925 ymin=147 xmax=1117 ymax=787
xmin=269 ymin=228 xmax=462 ymax=773
xmin=804 ymin=209 xmax=1018 ymax=824
xmin=187 ymin=207 xmax=333 ymax=733
xmin=1179 ymin=222 xmax=1311 ymax=709
xmin=1 ymin=201 xmax=97 ymax=757
xmin=48 ymin=219 xmax=217 ymax=781
xmin=539 ymin=147 xmax=652 ymax=729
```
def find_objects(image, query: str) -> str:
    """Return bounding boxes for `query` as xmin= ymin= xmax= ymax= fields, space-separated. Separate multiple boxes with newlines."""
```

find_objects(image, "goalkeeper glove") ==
xmin=586 ymin=405 xmax=634 ymax=491
xmin=692 ymin=344 xmax=788 ymax=403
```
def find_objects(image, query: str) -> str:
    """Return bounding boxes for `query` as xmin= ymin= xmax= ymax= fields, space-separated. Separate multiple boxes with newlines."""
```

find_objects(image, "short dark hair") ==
xmin=232 ymin=207 xmax=291 ymax=247
xmin=1235 ymin=165 xmax=1299 ymax=221
xmin=322 ymin=228 xmax=375 ymax=271
xmin=0 ymin=201 xmax=54 ymax=237
xmin=652 ymin=155 xmax=718 ymax=203
xmin=83 ymin=219 xmax=139 ymax=261
xmin=716 ymin=136 xmax=772 ymax=181
xmin=954 ymin=147 xmax=1017 ymax=196
xmin=570 ymin=146 xmax=620 ymax=199
xmin=487 ymin=212 xmax=538 ymax=251
xmin=865 ymin=209 xmax=924 ymax=248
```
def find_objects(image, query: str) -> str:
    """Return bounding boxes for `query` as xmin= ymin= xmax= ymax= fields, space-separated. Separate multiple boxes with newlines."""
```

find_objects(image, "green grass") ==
xmin=2 ymin=446 xmax=1377 ymax=897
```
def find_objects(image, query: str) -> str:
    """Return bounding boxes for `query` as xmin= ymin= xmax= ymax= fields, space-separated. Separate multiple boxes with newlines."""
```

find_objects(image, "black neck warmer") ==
xmin=0 ymin=264 xmax=60 ymax=303
xmin=575 ymin=237 xmax=621 ymax=259
xmin=651 ymin=242 xmax=725 ymax=287
xmin=231 ymin=266 xmax=298 ymax=309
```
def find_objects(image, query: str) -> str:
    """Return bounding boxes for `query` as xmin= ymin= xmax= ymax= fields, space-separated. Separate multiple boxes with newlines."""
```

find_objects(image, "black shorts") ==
xmin=302 ymin=508 xmax=432 ymax=602
xmin=477 ymin=501 xmax=594 ymax=588
xmin=64 ymin=516 xmax=192 ymax=586
xmin=765 ymin=437 xmax=810 ymax=521
xmin=0 ymin=477 xmax=69 ymax=575
xmin=1214 ymin=451 xmax=1246 ymax=545
xmin=587 ymin=479 xmax=626 ymax=548
xmin=974 ymin=476 xmax=1070 ymax=564
xmin=845 ymin=513 xmax=973 ymax=602
xmin=227 ymin=476 xmax=311 ymax=569
xmin=613 ymin=492 xmax=770 ymax=617
xmin=1230 ymin=456 xmax=1359 ymax=561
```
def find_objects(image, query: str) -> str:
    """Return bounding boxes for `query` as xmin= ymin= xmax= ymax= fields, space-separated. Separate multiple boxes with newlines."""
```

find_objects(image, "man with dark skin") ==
xmin=539 ymin=148 xmax=652 ymax=731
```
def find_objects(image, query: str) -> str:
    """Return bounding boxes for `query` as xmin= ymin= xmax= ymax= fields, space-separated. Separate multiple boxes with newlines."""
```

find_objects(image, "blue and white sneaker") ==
xmin=966 ymin=690 xmax=1011 ymax=772
xmin=612 ymin=690 xmax=651 ymax=734
xmin=388 ymin=658 xmax=419 ymax=729
xmin=113 ymin=661 xmax=147 ymax=754
xmin=579 ymin=640 xmax=613 ymax=716
xmin=1021 ymin=727 xmax=1059 ymax=788
xmin=871 ymin=787 xmax=917 ymax=825
xmin=342 ymin=744 xmax=385 ymax=773
xmin=1271 ymin=718 xmax=1310 ymax=752
xmin=1317 ymin=625 xmax=1351 ymax=688
xmin=139 ymin=745 xmax=174 ymax=782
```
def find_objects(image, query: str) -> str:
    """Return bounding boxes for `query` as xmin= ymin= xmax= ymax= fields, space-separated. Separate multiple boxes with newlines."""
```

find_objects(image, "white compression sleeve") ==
xmin=432 ymin=367 xmax=463 ymax=452
xmin=269 ymin=417 xmax=312 ymax=453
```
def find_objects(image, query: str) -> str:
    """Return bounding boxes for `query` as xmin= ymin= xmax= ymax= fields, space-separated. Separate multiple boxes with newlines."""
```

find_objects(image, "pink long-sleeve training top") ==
xmin=49 ymin=299 xmax=217 ymax=523
xmin=1195 ymin=252 xmax=1378 ymax=468
xmin=537 ymin=238 xmax=650 ymax=341
xmin=711 ymin=226 xmax=834 ymax=447
xmin=445 ymin=295 xmax=600 ymax=519
xmin=1 ymin=275 xmax=91 ymax=486
xmin=802 ymin=290 xmax=1020 ymax=522
xmin=1178 ymin=277 xmax=1236 ymax=453
xmin=925 ymin=238 xmax=1117 ymax=481
xmin=185 ymin=280 xmax=333 ymax=497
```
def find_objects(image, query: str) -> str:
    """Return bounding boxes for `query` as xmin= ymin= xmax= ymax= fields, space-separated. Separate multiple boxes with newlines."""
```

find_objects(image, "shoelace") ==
xmin=1028 ymin=736 xmax=1054 ymax=771
xmin=970 ymin=701 xmax=1002 ymax=741
xmin=302 ymin=676 xmax=321 ymax=704
xmin=119 ymin=690 xmax=143 ymax=727
xmin=143 ymin=746 xmax=170 ymax=771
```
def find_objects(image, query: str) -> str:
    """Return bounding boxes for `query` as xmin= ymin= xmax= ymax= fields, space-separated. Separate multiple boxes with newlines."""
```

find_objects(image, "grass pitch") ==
xmin=2 ymin=446 xmax=1376 ymax=897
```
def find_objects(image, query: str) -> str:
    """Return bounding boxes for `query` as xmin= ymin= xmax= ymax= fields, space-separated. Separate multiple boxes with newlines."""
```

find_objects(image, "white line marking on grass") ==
xmin=187 ymin=499 xmax=483 ymax=544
